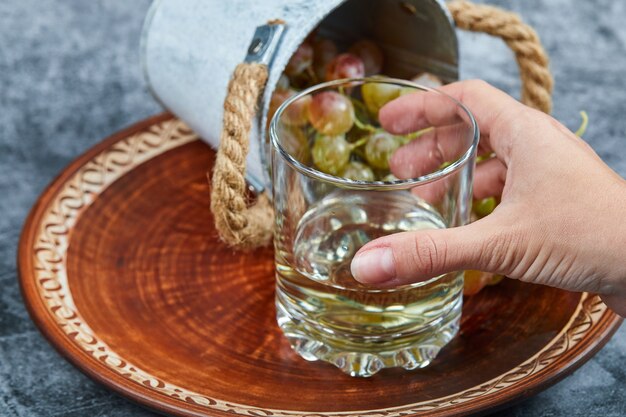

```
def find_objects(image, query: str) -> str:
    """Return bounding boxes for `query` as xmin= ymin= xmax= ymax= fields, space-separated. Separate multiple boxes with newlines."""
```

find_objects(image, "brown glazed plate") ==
xmin=18 ymin=113 xmax=622 ymax=417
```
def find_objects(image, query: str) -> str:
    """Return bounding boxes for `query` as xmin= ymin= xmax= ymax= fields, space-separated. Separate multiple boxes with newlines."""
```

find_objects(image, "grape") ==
xmin=280 ymin=125 xmax=310 ymax=164
xmin=473 ymin=197 xmax=497 ymax=218
xmin=283 ymin=94 xmax=311 ymax=127
xmin=362 ymin=81 xmax=401 ymax=116
xmin=341 ymin=161 xmax=375 ymax=181
xmin=285 ymin=42 xmax=313 ymax=78
xmin=364 ymin=131 xmax=401 ymax=169
xmin=313 ymin=38 xmax=338 ymax=80
xmin=349 ymin=40 xmax=384 ymax=76
xmin=463 ymin=270 xmax=492 ymax=296
xmin=382 ymin=173 xmax=398 ymax=182
xmin=268 ymin=89 xmax=290 ymax=128
xmin=399 ymin=73 xmax=444 ymax=97
xmin=308 ymin=91 xmax=354 ymax=135
xmin=312 ymin=134 xmax=351 ymax=175
xmin=325 ymin=53 xmax=365 ymax=81
xmin=463 ymin=270 xmax=503 ymax=295
xmin=276 ymin=74 xmax=290 ymax=90
xmin=488 ymin=274 xmax=504 ymax=285
xmin=411 ymin=72 xmax=443 ymax=88
xmin=269 ymin=89 xmax=311 ymax=127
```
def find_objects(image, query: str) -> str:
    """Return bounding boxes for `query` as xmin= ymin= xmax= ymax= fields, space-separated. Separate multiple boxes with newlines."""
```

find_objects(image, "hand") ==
xmin=350 ymin=80 xmax=626 ymax=316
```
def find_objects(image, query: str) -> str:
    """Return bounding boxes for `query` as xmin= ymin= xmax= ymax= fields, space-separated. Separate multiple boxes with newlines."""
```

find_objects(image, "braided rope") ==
xmin=210 ymin=63 xmax=274 ymax=249
xmin=448 ymin=0 xmax=553 ymax=113
xmin=211 ymin=2 xmax=555 ymax=249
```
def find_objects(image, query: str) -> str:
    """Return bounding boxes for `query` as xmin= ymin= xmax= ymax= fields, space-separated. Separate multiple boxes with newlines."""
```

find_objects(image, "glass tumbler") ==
xmin=269 ymin=78 xmax=478 ymax=377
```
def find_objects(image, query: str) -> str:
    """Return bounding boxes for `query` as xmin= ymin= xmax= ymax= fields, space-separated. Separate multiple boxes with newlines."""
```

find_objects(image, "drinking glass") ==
xmin=269 ymin=78 xmax=478 ymax=377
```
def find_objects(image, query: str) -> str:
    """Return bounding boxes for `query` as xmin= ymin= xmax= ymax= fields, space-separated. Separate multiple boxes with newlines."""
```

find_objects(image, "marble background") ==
xmin=0 ymin=0 xmax=624 ymax=416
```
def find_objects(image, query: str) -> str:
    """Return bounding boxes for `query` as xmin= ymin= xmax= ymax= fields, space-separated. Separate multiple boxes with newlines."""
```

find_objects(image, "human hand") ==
xmin=350 ymin=80 xmax=626 ymax=316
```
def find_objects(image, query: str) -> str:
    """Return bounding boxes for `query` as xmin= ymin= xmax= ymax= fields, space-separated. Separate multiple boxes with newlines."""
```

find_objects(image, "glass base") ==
xmin=276 ymin=294 xmax=461 ymax=377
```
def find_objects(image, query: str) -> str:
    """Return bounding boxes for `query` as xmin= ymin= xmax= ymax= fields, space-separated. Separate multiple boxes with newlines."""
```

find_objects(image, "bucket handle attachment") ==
xmin=210 ymin=0 xmax=554 ymax=250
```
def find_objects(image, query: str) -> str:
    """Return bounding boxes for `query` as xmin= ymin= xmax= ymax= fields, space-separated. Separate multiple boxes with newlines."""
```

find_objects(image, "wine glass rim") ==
xmin=269 ymin=77 xmax=479 ymax=189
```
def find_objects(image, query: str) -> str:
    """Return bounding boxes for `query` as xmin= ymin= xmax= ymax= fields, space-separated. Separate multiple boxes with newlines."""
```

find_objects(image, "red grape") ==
xmin=313 ymin=38 xmax=338 ymax=80
xmin=276 ymin=73 xmax=290 ymax=90
xmin=280 ymin=125 xmax=310 ymax=164
xmin=308 ymin=91 xmax=354 ymax=135
xmin=285 ymin=42 xmax=313 ymax=78
xmin=268 ymin=89 xmax=290 ymax=128
xmin=284 ymin=94 xmax=311 ymax=127
xmin=269 ymin=89 xmax=311 ymax=127
xmin=349 ymin=40 xmax=384 ymax=76
xmin=325 ymin=53 xmax=365 ymax=81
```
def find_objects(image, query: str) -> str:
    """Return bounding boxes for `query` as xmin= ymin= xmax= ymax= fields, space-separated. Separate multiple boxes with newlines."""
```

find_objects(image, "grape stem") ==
xmin=353 ymin=114 xmax=377 ymax=132
xmin=306 ymin=66 xmax=318 ymax=84
xmin=350 ymin=97 xmax=369 ymax=114
xmin=311 ymin=132 xmax=366 ymax=149
xmin=400 ymin=126 xmax=434 ymax=144
xmin=304 ymin=125 xmax=316 ymax=145
xmin=575 ymin=111 xmax=589 ymax=137
xmin=476 ymin=152 xmax=497 ymax=163
xmin=349 ymin=98 xmax=378 ymax=132
xmin=349 ymin=136 xmax=369 ymax=149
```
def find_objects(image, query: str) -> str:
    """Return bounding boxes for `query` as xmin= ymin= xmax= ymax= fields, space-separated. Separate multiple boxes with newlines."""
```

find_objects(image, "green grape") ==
xmin=312 ymin=134 xmax=351 ymax=175
xmin=361 ymin=81 xmax=401 ymax=116
xmin=398 ymin=73 xmax=444 ymax=97
xmin=473 ymin=197 xmax=497 ymax=218
xmin=308 ymin=91 xmax=355 ymax=135
xmin=364 ymin=131 xmax=401 ymax=169
xmin=382 ymin=173 xmax=398 ymax=182
xmin=341 ymin=161 xmax=375 ymax=181
xmin=410 ymin=72 xmax=444 ymax=88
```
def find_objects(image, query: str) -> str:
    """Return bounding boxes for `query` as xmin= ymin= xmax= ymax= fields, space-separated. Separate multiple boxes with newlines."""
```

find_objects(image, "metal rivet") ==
xmin=249 ymin=38 xmax=263 ymax=54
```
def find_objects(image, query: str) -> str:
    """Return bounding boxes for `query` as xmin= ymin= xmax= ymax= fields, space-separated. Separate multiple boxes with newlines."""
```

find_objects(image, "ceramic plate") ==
xmin=18 ymin=113 xmax=622 ymax=417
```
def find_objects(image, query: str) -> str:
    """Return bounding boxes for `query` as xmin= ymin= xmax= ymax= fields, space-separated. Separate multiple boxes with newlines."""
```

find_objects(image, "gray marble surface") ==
xmin=0 ymin=1 xmax=624 ymax=416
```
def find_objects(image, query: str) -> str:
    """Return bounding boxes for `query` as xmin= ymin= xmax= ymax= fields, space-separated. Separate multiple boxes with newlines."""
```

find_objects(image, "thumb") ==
xmin=350 ymin=218 xmax=505 ymax=287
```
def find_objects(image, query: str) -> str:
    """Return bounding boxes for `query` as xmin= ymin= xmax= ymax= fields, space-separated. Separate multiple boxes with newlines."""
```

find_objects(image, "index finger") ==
xmin=380 ymin=80 xmax=524 ymax=158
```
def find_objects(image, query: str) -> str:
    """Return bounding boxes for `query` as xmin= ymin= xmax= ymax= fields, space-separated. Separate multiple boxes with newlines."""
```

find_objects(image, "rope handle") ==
xmin=447 ymin=0 xmax=554 ymax=113
xmin=210 ymin=0 xmax=554 ymax=249
xmin=210 ymin=63 xmax=274 ymax=249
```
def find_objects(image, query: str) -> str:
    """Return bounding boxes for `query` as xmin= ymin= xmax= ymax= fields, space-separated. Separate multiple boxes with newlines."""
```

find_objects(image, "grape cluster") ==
xmin=270 ymin=35 xmax=503 ymax=294
xmin=269 ymin=34 xmax=444 ymax=182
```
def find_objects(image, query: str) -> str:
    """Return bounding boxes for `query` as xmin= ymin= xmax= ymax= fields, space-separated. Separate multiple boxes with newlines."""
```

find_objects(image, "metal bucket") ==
xmin=141 ymin=0 xmax=459 ymax=190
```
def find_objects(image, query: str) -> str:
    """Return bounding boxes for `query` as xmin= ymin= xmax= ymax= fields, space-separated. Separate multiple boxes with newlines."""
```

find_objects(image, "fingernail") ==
xmin=351 ymin=248 xmax=396 ymax=284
